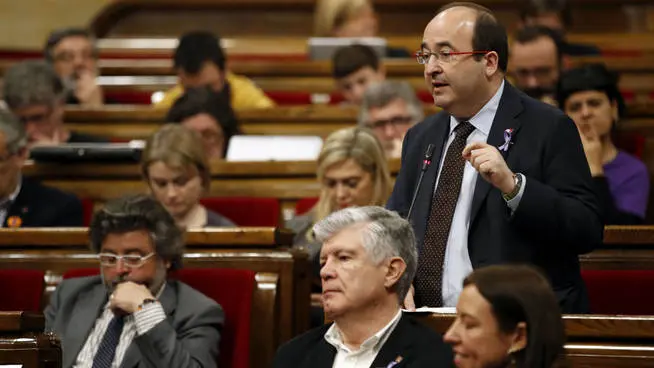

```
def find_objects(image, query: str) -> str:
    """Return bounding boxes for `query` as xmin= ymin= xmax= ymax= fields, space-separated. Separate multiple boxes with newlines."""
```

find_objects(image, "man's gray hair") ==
xmin=358 ymin=81 xmax=425 ymax=126
xmin=313 ymin=206 xmax=417 ymax=302
xmin=0 ymin=108 xmax=27 ymax=154
xmin=2 ymin=61 xmax=65 ymax=110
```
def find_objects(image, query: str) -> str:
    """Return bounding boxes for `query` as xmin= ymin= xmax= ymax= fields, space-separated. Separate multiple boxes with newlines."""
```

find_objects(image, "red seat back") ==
xmin=173 ymin=268 xmax=255 ymax=368
xmin=0 ymin=269 xmax=44 ymax=312
xmin=295 ymin=197 xmax=319 ymax=216
xmin=82 ymin=198 xmax=95 ymax=227
xmin=582 ymin=269 xmax=654 ymax=315
xmin=200 ymin=197 xmax=280 ymax=226
xmin=63 ymin=267 xmax=255 ymax=368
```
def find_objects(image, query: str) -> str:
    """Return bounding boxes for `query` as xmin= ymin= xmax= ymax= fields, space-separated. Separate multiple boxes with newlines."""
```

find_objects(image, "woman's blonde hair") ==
xmin=312 ymin=127 xmax=392 ymax=230
xmin=313 ymin=0 xmax=373 ymax=37
xmin=141 ymin=124 xmax=211 ymax=191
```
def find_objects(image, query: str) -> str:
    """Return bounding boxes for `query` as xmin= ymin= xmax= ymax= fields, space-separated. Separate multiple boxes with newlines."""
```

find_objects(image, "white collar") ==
xmin=324 ymin=309 xmax=403 ymax=354
xmin=0 ymin=176 xmax=22 ymax=208
xmin=449 ymin=80 xmax=505 ymax=136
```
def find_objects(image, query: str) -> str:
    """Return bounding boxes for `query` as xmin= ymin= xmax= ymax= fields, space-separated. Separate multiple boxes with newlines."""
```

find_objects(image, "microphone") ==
xmin=406 ymin=144 xmax=436 ymax=221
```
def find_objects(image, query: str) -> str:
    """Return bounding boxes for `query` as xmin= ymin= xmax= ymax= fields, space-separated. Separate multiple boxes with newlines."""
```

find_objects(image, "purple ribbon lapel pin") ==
xmin=498 ymin=128 xmax=514 ymax=152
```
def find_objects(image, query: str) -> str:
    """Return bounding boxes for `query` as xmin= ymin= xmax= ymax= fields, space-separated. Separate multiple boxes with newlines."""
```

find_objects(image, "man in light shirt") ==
xmin=45 ymin=194 xmax=224 ymax=368
xmin=272 ymin=206 xmax=452 ymax=368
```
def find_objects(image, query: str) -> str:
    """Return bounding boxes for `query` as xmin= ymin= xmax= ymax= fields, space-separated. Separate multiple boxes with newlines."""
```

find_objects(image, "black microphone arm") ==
xmin=406 ymin=144 xmax=436 ymax=221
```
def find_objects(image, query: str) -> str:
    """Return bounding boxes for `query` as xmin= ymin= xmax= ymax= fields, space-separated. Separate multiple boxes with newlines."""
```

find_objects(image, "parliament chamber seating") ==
xmin=0 ymin=269 xmax=44 ymax=312
xmin=63 ymin=268 xmax=257 ymax=368
xmin=295 ymin=197 xmax=319 ymax=216
xmin=0 ymin=228 xmax=309 ymax=368
xmin=582 ymin=269 xmax=654 ymax=315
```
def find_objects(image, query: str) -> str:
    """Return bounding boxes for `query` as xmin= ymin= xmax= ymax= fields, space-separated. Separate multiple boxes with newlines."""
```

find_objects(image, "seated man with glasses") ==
xmin=0 ymin=108 xmax=82 ymax=227
xmin=358 ymin=81 xmax=424 ymax=158
xmin=45 ymin=194 xmax=224 ymax=368
xmin=2 ymin=60 xmax=108 ymax=146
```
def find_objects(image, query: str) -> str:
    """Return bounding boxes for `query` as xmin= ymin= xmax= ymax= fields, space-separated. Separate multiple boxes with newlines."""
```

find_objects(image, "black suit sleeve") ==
xmin=511 ymin=115 xmax=603 ymax=254
xmin=387 ymin=125 xmax=416 ymax=217
xmin=53 ymin=195 xmax=84 ymax=227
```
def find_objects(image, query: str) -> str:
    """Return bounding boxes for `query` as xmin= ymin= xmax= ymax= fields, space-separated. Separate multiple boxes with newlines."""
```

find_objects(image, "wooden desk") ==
xmin=0 ymin=228 xmax=310 ymax=359
xmin=23 ymin=159 xmax=401 ymax=220
xmin=0 ymin=312 xmax=61 ymax=368
xmin=417 ymin=313 xmax=654 ymax=367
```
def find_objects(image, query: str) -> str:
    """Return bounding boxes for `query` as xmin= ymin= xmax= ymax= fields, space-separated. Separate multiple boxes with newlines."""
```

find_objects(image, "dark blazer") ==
xmin=45 ymin=275 xmax=224 ymax=368
xmin=272 ymin=313 xmax=453 ymax=368
xmin=4 ymin=177 xmax=83 ymax=227
xmin=387 ymin=83 xmax=603 ymax=313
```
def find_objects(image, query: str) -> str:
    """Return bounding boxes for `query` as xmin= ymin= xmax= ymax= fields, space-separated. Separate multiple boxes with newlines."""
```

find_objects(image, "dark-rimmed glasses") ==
xmin=98 ymin=252 xmax=155 ymax=268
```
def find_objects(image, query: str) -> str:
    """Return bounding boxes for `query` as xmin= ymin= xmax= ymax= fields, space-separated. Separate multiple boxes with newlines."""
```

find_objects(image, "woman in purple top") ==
xmin=557 ymin=64 xmax=650 ymax=224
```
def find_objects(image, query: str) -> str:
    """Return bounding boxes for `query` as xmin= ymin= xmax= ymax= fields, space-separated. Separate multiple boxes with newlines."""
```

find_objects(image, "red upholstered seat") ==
xmin=614 ymin=133 xmax=646 ymax=159
xmin=295 ymin=197 xmax=319 ymax=216
xmin=200 ymin=197 xmax=280 ymax=226
xmin=173 ymin=268 xmax=255 ymax=368
xmin=582 ymin=269 xmax=654 ymax=315
xmin=0 ymin=269 xmax=44 ymax=312
xmin=82 ymin=198 xmax=95 ymax=227
xmin=63 ymin=267 xmax=255 ymax=368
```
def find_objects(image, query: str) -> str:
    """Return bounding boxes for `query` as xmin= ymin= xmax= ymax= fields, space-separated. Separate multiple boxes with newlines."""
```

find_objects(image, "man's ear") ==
xmin=508 ymin=321 xmax=528 ymax=353
xmin=484 ymin=51 xmax=500 ymax=77
xmin=384 ymin=257 xmax=406 ymax=289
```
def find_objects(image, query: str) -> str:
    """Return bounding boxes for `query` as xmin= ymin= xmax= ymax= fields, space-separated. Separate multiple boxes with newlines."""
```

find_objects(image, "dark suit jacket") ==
xmin=4 ymin=177 xmax=83 ymax=227
xmin=272 ymin=313 xmax=453 ymax=368
xmin=387 ymin=83 xmax=603 ymax=313
xmin=44 ymin=275 xmax=224 ymax=368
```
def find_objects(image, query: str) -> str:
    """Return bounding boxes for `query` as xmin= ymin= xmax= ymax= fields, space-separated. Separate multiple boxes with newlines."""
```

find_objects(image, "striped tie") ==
xmin=92 ymin=315 xmax=125 ymax=368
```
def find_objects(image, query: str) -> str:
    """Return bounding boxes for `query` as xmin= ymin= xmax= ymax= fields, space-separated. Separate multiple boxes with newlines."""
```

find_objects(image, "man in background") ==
xmin=358 ymin=81 xmax=424 ymax=157
xmin=509 ymin=26 xmax=563 ymax=105
xmin=3 ymin=61 xmax=108 ymax=145
xmin=44 ymin=28 xmax=105 ymax=107
xmin=0 ymin=108 xmax=83 ymax=227
xmin=155 ymin=31 xmax=275 ymax=110
xmin=332 ymin=44 xmax=386 ymax=105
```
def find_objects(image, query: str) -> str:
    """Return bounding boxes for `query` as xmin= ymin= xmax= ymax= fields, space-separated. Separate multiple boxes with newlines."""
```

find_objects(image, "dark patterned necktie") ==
xmin=92 ymin=315 xmax=125 ymax=368
xmin=415 ymin=121 xmax=476 ymax=307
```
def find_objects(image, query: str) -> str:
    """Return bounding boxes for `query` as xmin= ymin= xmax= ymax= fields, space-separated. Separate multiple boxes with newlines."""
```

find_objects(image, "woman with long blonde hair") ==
xmin=288 ymin=126 xmax=392 ymax=258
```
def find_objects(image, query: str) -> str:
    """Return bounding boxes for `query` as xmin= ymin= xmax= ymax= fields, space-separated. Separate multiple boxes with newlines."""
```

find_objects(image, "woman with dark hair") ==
xmin=445 ymin=265 xmax=565 ymax=368
xmin=166 ymin=86 xmax=241 ymax=159
xmin=557 ymin=64 xmax=649 ymax=224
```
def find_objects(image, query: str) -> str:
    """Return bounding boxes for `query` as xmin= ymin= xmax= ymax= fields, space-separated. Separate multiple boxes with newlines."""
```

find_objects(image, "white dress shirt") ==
xmin=74 ymin=284 xmax=167 ymax=368
xmin=324 ymin=310 xmax=403 ymax=368
xmin=432 ymin=81 xmax=526 ymax=307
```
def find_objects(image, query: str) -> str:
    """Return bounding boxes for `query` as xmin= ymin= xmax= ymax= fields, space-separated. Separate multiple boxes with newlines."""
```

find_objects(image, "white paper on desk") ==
xmin=402 ymin=307 xmax=457 ymax=314
xmin=226 ymin=135 xmax=323 ymax=162
xmin=0 ymin=365 xmax=23 ymax=368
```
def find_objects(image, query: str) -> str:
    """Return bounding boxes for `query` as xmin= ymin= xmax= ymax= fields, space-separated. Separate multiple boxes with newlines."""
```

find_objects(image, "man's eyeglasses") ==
xmin=53 ymin=50 xmax=97 ymax=63
xmin=415 ymin=50 xmax=489 ymax=65
xmin=98 ymin=252 xmax=155 ymax=268
xmin=367 ymin=116 xmax=414 ymax=130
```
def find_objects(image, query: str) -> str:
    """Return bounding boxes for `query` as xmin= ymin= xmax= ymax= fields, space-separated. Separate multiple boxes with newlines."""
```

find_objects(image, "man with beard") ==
xmin=45 ymin=194 xmax=224 ymax=368
xmin=44 ymin=28 xmax=105 ymax=107
xmin=509 ymin=25 xmax=562 ymax=105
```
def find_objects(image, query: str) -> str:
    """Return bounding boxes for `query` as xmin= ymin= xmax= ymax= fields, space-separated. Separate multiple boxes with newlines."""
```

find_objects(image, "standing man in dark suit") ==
xmin=0 ymin=108 xmax=83 ymax=228
xmin=273 ymin=206 xmax=453 ymax=368
xmin=45 ymin=194 xmax=224 ymax=368
xmin=387 ymin=2 xmax=602 ymax=313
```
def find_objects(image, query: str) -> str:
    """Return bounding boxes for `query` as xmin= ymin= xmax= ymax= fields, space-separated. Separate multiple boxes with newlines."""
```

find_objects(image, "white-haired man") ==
xmin=273 ymin=206 xmax=453 ymax=368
